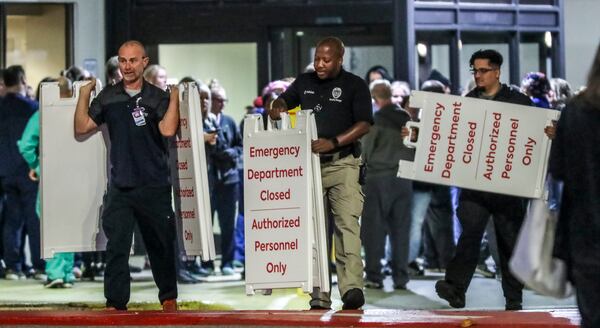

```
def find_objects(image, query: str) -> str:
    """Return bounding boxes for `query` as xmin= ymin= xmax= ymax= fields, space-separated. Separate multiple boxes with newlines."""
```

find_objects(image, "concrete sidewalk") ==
xmin=0 ymin=269 xmax=577 ymax=312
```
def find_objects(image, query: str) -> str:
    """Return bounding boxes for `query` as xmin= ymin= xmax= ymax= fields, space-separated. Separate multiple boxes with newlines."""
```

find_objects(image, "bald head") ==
xmin=119 ymin=40 xmax=147 ymax=56
xmin=316 ymin=37 xmax=345 ymax=58
xmin=118 ymin=40 xmax=149 ymax=88
xmin=314 ymin=36 xmax=345 ymax=80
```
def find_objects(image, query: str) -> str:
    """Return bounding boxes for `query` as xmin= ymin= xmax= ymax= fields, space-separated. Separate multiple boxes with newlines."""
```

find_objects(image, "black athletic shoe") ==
xmin=394 ymin=283 xmax=407 ymax=290
xmin=309 ymin=304 xmax=331 ymax=310
xmin=435 ymin=280 xmax=465 ymax=308
xmin=505 ymin=300 xmax=522 ymax=311
xmin=341 ymin=288 xmax=365 ymax=310
xmin=408 ymin=261 xmax=425 ymax=277
xmin=177 ymin=270 xmax=200 ymax=284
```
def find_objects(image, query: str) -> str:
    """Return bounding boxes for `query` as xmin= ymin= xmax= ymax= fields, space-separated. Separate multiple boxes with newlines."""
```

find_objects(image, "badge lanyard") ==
xmin=131 ymin=97 xmax=147 ymax=126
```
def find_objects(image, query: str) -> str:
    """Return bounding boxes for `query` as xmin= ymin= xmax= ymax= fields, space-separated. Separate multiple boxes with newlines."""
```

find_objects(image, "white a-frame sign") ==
xmin=243 ymin=111 xmax=329 ymax=295
xmin=40 ymin=81 xmax=107 ymax=258
xmin=398 ymin=91 xmax=558 ymax=199
xmin=169 ymin=83 xmax=215 ymax=260
xmin=40 ymin=82 xmax=215 ymax=260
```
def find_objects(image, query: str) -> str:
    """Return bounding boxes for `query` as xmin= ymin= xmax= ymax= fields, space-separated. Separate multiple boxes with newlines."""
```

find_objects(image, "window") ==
xmin=4 ymin=4 xmax=71 ymax=94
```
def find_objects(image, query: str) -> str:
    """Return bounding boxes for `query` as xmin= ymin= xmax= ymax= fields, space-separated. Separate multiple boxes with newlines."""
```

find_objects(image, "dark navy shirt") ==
xmin=0 ymin=93 xmax=38 ymax=177
xmin=213 ymin=114 xmax=242 ymax=185
xmin=89 ymin=80 xmax=170 ymax=188
xmin=279 ymin=69 xmax=373 ymax=154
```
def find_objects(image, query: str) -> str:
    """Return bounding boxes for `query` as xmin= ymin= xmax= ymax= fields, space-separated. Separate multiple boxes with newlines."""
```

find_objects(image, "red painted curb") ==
xmin=0 ymin=309 xmax=580 ymax=327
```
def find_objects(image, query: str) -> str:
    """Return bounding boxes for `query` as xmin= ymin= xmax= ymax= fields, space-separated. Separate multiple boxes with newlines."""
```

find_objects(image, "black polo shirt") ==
xmin=89 ymin=80 xmax=170 ymax=188
xmin=279 ymin=69 xmax=373 ymax=154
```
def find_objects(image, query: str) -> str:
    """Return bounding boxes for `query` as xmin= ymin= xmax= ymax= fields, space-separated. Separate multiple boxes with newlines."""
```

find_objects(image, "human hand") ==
xmin=80 ymin=79 xmax=96 ymax=95
xmin=401 ymin=127 xmax=409 ymax=138
xmin=311 ymin=138 xmax=335 ymax=154
xmin=28 ymin=169 xmax=38 ymax=181
xmin=544 ymin=120 xmax=557 ymax=139
xmin=168 ymin=85 xmax=179 ymax=99
xmin=204 ymin=132 xmax=218 ymax=145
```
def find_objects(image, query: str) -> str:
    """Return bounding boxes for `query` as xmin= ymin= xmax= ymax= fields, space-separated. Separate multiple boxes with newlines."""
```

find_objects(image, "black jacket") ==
xmin=0 ymin=93 xmax=38 ymax=177
xmin=465 ymin=84 xmax=532 ymax=106
xmin=362 ymin=104 xmax=412 ymax=177
xmin=549 ymin=97 xmax=600 ymax=268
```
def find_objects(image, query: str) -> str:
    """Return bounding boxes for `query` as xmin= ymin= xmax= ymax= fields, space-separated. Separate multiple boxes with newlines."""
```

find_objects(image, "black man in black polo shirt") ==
xmin=270 ymin=36 xmax=373 ymax=310
xmin=74 ymin=40 xmax=180 ymax=311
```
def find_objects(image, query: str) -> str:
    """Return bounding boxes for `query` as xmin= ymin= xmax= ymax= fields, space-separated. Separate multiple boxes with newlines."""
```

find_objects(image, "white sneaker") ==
xmin=44 ymin=278 xmax=64 ymax=288
xmin=5 ymin=273 xmax=19 ymax=281
xmin=34 ymin=272 xmax=47 ymax=281
xmin=5 ymin=270 xmax=20 ymax=281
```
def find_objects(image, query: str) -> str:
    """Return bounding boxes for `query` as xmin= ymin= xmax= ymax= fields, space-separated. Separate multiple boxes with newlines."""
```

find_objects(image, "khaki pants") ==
xmin=310 ymin=155 xmax=364 ymax=308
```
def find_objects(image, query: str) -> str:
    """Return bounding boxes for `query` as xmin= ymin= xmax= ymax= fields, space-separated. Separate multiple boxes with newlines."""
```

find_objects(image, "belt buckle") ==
xmin=320 ymin=152 xmax=340 ymax=164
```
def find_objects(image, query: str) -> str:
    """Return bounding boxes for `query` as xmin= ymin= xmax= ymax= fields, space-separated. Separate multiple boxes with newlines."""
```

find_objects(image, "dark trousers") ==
xmin=209 ymin=182 xmax=237 ymax=269
xmin=0 ymin=185 xmax=5 ymax=265
xmin=1 ymin=175 xmax=42 ymax=272
xmin=423 ymin=185 xmax=455 ymax=269
xmin=234 ymin=169 xmax=245 ymax=263
xmin=102 ymin=186 xmax=177 ymax=310
xmin=361 ymin=175 xmax=412 ymax=287
xmin=573 ymin=263 xmax=600 ymax=328
xmin=445 ymin=190 xmax=525 ymax=303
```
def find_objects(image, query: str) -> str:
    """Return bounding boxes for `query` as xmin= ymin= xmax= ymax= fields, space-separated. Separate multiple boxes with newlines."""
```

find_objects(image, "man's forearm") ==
xmin=74 ymin=91 xmax=93 ymax=135
xmin=159 ymin=94 xmax=180 ymax=137
xmin=334 ymin=121 xmax=370 ymax=146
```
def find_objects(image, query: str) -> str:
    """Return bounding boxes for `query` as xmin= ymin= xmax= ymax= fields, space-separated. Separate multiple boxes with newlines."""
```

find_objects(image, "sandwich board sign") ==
xmin=40 ymin=81 xmax=107 ymax=258
xmin=40 ymin=82 xmax=215 ymax=260
xmin=169 ymin=83 xmax=216 ymax=261
xmin=243 ymin=111 xmax=329 ymax=295
xmin=398 ymin=91 xmax=559 ymax=199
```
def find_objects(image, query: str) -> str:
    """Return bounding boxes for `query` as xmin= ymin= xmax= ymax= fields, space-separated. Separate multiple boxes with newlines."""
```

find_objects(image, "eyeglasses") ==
xmin=470 ymin=67 xmax=497 ymax=75
xmin=214 ymin=98 xmax=228 ymax=103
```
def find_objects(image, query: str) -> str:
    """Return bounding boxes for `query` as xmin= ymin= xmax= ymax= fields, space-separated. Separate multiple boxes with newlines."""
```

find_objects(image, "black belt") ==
xmin=319 ymin=148 xmax=353 ymax=164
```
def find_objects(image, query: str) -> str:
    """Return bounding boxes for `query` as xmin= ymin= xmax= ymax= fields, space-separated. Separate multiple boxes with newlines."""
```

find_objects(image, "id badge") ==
xmin=132 ymin=97 xmax=147 ymax=126
xmin=132 ymin=108 xmax=146 ymax=126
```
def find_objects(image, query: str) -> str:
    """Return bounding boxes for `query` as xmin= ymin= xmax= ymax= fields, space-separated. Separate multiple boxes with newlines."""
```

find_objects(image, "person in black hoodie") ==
xmin=361 ymin=79 xmax=413 ymax=290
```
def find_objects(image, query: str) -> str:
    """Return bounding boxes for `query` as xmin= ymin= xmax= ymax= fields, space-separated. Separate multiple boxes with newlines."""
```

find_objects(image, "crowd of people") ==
xmin=0 ymin=37 xmax=598 ymax=327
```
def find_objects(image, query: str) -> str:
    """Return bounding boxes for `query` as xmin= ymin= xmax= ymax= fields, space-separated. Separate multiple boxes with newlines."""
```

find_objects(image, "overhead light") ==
xmin=417 ymin=43 xmax=427 ymax=58
xmin=315 ymin=16 xmax=343 ymax=25
xmin=296 ymin=31 xmax=304 ymax=37
xmin=544 ymin=31 xmax=552 ymax=48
